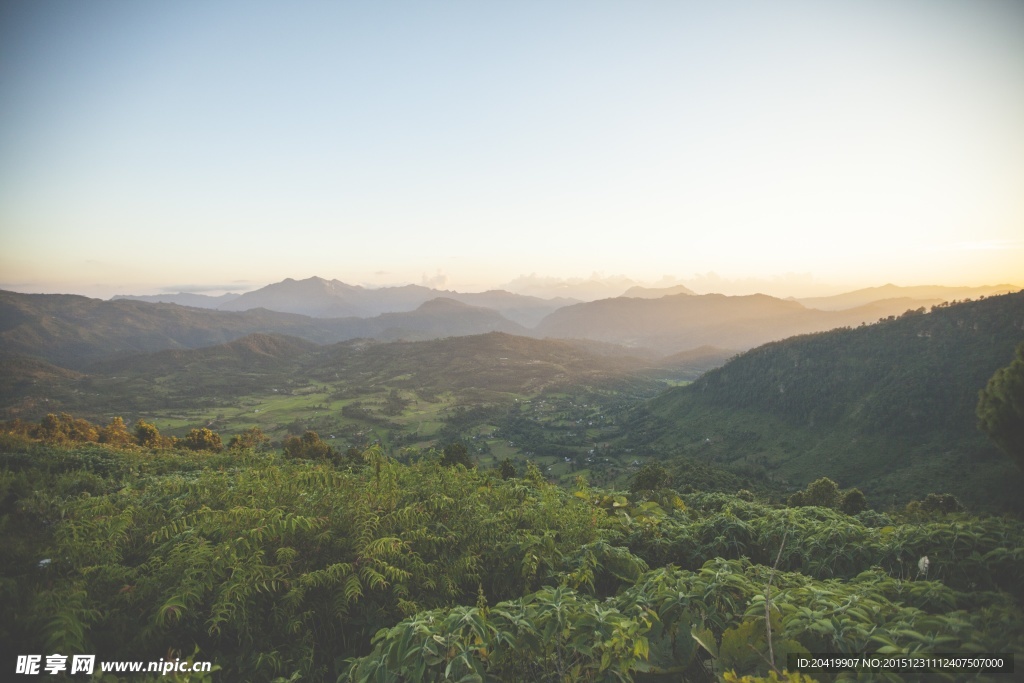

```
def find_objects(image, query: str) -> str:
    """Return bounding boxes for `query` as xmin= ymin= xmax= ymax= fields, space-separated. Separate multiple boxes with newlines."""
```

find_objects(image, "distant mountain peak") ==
xmin=621 ymin=284 xmax=697 ymax=298
xmin=415 ymin=297 xmax=474 ymax=311
xmin=210 ymin=276 xmax=571 ymax=325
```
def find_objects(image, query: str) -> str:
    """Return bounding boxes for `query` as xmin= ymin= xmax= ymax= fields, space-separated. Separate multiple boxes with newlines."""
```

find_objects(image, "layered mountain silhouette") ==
xmin=794 ymin=283 xmax=1019 ymax=311
xmin=5 ymin=278 xmax=1020 ymax=369
xmin=113 ymin=292 xmax=242 ymax=308
xmin=620 ymin=284 xmax=697 ymax=298
xmin=531 ymin=293 xmax=957 ymax=354
xmin=0 ymin=291 xmax=525 ymax=369
xmin=214 ymin=276 xmax=573 ymax=326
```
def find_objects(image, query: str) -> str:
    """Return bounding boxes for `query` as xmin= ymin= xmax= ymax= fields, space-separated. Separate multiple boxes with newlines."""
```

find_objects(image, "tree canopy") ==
xmin=977 ymin=342 xmax=1024 ymax=469
xmin=440 ymin=441 xmax=474 ymax=468
xmin=282 ymin=430 xmax=335 ymax=460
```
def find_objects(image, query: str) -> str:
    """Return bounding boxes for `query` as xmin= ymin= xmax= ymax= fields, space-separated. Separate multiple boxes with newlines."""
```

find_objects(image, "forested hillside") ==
xmin=628 ymin=293 xmax=1024 ymax=511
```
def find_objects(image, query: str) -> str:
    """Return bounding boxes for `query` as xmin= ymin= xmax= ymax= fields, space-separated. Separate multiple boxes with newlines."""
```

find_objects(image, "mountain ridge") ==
xmin=532 ymin=292 xmax=945 ymax=354
xmin=795 ymin=283 xmax=1020 ymax=311
xmin=214 ymin=276 xmax=574 ymax=326
xmin=0 ymin=290 xmax=528 ymax=369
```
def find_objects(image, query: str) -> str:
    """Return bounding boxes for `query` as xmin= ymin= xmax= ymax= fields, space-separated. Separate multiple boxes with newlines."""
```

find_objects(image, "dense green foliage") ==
xmin=786 ymin=477 xmax=868 ymax=515
xmin=977 ymin=342 xmax=1024 ymax=469
xmin=3 ymin=433 xmax=1022 ymax=682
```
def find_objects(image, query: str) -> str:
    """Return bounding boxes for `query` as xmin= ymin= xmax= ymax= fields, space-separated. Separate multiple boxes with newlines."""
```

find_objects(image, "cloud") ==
xmin=421 ymin=270 xmax=448 ymax=289
xmin=502 ymin=273 xmax=641 ymax=301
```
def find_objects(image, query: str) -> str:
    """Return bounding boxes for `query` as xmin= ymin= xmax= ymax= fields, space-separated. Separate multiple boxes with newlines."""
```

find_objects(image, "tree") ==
xmin=134 ymin=421 xmax=163 ymax=448
xmin=283 ymin=431 xmax=335 ymax=460
xmin=977 ymin=343 xmax=1024 ymax=469
xmin=840 ymin=488 xmax=868 ymax=515
xmin=36 ymin=413 xmax=98 ymax=444
xmin=803 ymin=477 xmax=840 ymax=508
xmin=99 ymin=417 xmax=133 ymax=446
xmin=344 ymin=446 xmax=367 ymax=466
xmin=497 ymin=458 xmax=518 ymax=479
xmin=36 ymin=413 xmax=68 ymax=443
xmin=919 ymin=493 xmax=964 ymax=515
xmin=789 ymin=477 xmax=845 ymax=509
xmin=228 ymin=426 xmax=270 ymax=451
xmin=629 ymin=462 xmax=672 ymax=494
xmin=440 ymin=442 xmax=474 ymax=468
xmin=183 ymin=427 xmax=223 ymax=452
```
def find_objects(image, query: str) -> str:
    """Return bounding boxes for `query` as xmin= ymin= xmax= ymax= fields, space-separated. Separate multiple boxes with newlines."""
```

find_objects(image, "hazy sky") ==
xmin=1 ymin=0 xmax=1022 ymax=298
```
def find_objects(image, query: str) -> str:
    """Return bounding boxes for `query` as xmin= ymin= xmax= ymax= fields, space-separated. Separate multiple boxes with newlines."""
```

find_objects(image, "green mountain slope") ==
xmin=627 ymin=292 xmax=1024 ymax=511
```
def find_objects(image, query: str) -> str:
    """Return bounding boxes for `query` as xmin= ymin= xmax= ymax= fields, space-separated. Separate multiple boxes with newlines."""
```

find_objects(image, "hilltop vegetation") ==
xmin=1 ymin=433 xmax=1021 ymax=682
xmin=625 ymin=292 xmax=1024 ymax=511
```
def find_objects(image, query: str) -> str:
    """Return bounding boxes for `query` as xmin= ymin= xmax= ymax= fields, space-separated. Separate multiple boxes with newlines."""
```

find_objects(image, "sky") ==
xmin=1 ymin=0 xmax=1022 ymax=299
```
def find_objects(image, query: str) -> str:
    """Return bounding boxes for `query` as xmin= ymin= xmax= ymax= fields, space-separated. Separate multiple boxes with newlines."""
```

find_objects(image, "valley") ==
xmin=3 ymin=282 xmax=1022 ymax=508
xmin=2 ymin=282 xmax=1023 ymax=682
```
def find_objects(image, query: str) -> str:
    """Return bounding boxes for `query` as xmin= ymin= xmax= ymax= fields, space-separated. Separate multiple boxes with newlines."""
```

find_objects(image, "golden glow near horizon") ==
xmin=1 ymin=1 xmax=1022 ymax=299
